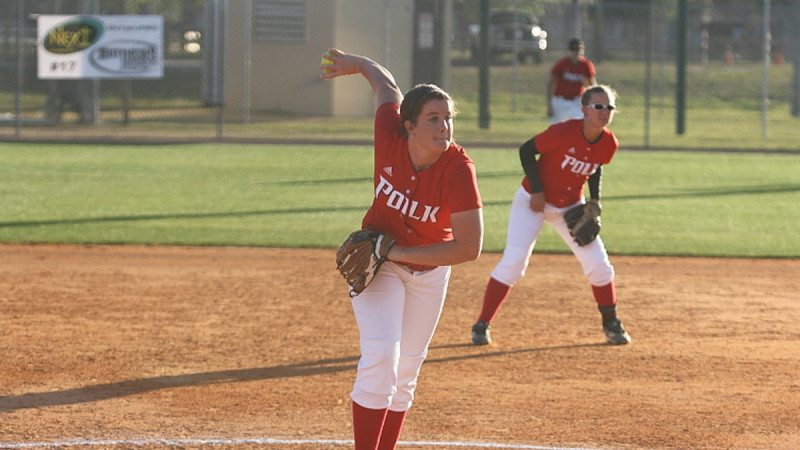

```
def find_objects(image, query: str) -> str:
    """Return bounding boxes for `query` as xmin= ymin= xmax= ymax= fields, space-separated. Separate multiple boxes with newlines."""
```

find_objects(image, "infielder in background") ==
xmin=547 ymin=38 xmax=597 ymax=123
xmin=471 ymin=84 xmax=630 ymax=347
xmin=321 ymin=48 xmax=483 ymax=450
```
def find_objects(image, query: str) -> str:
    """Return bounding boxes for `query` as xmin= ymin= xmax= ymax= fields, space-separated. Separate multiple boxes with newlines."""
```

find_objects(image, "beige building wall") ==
xmin=329 ymin=1 xmax=414 ymax=116
xmin=224 ymin=0 xmax=414 ymax=120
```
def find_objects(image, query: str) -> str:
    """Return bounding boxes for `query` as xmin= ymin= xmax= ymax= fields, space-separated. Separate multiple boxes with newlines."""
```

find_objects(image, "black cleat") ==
xmin=471 ymin=321 xmax=492 ymax=345
xmin=603 ymin=317 xmax=631 ymax=345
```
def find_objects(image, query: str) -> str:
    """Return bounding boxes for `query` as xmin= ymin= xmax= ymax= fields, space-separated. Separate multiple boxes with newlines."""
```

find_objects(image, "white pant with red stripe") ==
xmin=491 ymin=187 xmax=614 ymax=287
xmin=349 ymin=262 xmax=451 ymax=411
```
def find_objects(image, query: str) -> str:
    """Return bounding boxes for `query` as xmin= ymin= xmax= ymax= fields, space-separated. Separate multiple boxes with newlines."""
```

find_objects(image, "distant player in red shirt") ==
xmin=472 ymin=84 xmax=631 ymax=347
xmin=547 ymin=38 xmax=597 ymax=123
xmin=321 ymin=48 xmax=483 ymax=450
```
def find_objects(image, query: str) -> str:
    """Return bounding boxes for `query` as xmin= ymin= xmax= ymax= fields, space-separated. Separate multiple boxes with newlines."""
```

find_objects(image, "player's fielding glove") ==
xmin=336 ymin=229 xmax=396 ymax=298
xmin=563 ymin=200 xmax=602 ymax=246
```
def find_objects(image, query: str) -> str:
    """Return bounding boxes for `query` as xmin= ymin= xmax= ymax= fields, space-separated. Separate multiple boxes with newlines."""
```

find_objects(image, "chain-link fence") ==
xmin=0 ymin=0 xmax=214 ymax=140
xmin=452 ymin=0 xmax=800 ymax=150
xmin=1 ymin=0 xmax=799 ymax=151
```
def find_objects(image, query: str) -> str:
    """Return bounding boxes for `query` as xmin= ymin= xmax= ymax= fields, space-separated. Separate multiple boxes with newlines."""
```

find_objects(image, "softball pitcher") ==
xmin=547 ymin=38 xmax=597 ymax=123
xmin=472 ymin=85 xmax=630 ymax=347
xmin=321 ymin=49 xmax=483 ymax=450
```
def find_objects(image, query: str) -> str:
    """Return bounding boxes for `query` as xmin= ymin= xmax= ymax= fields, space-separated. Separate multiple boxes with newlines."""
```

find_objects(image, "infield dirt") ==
xmin=1 ymin=244 xmax=799 ymax=449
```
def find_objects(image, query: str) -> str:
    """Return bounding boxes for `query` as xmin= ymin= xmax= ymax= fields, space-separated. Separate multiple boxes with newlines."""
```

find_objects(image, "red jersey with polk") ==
xmin=522 ymin=119 xmax=618 ymax=208
xmin=550 ymin=56 xmax=596 ymax=99
xmin=362 ymin=103 xmax=482 ymax=271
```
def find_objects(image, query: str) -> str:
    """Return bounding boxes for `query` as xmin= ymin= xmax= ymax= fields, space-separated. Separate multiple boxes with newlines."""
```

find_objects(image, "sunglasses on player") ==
xmin=587 ymin=103 xmax=616 ymax=111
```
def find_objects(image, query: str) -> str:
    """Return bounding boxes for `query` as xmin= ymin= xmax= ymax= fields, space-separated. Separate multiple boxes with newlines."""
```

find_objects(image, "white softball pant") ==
xmin=550 ymin=96 xmax=584 ymax=124
xmin=491 ymin=186 xmax=614 ymax=287
xmin=350 ymin=261 xmax=451 ymax=411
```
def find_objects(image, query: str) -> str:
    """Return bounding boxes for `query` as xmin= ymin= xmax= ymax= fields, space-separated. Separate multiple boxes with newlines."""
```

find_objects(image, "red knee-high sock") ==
xmin=592 ymin=282 xmax=617 ymax=308
xmin=377 ymin=409 xmax=407 ymax=450
xmin=477 ymin=277 xmax=512 ymax=323
xmin=352 ymin=401 xmax=388 ymax=450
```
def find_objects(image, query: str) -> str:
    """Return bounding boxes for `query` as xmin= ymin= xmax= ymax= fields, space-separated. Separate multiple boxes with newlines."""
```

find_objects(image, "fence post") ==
xmin=792 ymin=0 xmax=800 ymax=117
xmin=675 ymin=0 xmax=687 ymax=135
xmin=478 ymin=0 xmax=490 ymax=129
xmin=202 ymin=0 xmax=226 ymax=140
xmin=81 ymin=0 xmax=100 ymax=125
xmin=572 ymin=0 xmax=582 ymax=39
xmin=644 ymin=0 xmax=654 ymax=148
xmin=14 ymin=0 xmax=23 ymax=137
xmin=593 ymin=0 xmax=605 ymax=63
xmin=760 ymin=0 xmax=771 ymax=139
xmin=242 ymin=0 xmax=252 ymax=125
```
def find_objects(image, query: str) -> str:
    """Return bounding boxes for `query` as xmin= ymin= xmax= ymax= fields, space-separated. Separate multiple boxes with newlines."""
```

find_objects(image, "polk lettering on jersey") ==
xmin=377 ymin=176 xmax=394 ymax=197
xmin=375 ymin=175 xmax=439 ymax=223
xmin=560 ymin=154 xmax=599 ymax=176
xmin=420 ymin=204 xmax=439 ymax=222
xmin=562 ymin=72 xmax=585 ymax=83
xmin=386 ymin=190 xmax=404 ymax=210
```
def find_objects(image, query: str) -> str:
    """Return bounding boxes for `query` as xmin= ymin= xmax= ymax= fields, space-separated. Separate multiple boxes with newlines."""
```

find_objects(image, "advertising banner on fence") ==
xmin=37 ymin=15 xmax=163 ymax=79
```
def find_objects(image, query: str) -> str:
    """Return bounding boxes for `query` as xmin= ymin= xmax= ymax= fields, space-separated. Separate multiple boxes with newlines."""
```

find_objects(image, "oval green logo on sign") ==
xmin=43 ymin=17 xmax=104 ymax=54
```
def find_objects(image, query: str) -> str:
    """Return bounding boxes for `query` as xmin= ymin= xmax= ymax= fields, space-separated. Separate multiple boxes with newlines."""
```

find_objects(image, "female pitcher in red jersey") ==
xmin=471 ymin=85 xmax=631 ymax=347
xmin=321 ymin=49 xmax=483 ymax=450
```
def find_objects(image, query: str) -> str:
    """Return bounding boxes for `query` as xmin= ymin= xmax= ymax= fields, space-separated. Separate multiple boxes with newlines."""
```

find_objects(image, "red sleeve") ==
xmin=374 ymin=103 xmax=401 ymax=147
xmin=533 ymin=124 xmax=561 ymax=155
xmin=447 ymin=159 xmax=482 ymax=213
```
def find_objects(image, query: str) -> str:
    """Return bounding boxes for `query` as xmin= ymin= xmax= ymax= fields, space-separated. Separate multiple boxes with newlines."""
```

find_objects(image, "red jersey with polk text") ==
xmin=521 ymin=119 xmax=618 ymax=208
xmin=550 ymin=56 xmax=596 ymax=99
xmin=362 ymin=103 xmax=482 ymax=270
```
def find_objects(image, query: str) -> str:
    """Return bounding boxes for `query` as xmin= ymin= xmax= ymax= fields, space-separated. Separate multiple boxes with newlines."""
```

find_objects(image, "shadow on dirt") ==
xmin=0 ymin=342 xmax=608 ymax=412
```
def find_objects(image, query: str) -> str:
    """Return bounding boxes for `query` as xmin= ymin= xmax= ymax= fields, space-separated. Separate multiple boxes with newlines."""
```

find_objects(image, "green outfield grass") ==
xmin=0 ymin=142 xmax=797 ymax=258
